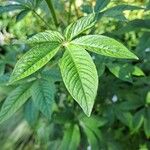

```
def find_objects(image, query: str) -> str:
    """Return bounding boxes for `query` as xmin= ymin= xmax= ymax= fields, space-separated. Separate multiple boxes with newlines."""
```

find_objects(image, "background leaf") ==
xmin=0 ymin=84 xmax=32 ymax=124
xmin=31 ymin=78 xmax=55 ymax=119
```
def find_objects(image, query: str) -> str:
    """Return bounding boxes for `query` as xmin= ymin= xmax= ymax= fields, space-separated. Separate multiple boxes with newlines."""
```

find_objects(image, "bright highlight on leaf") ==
xmin=9 ymin=43 xmax=60 ymax=83
xmin=71 ymin=35 xmax=138 ymax=59
xmin=59 ymin=44 xmax=98 ymax=117
xmin=26 ymin=30 xmax=64 ymax=44
xmin=64 ymin=14 xmax=96 ymax=40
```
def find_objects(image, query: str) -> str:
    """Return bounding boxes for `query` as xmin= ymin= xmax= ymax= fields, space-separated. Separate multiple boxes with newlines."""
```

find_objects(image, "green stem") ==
xmin=67 ymin=0 xmax=73 ymax=24
xmin=73 ymin=0 xmax=79 ymax=18
xmin=45 ymin=0 xmax=58 ymax=27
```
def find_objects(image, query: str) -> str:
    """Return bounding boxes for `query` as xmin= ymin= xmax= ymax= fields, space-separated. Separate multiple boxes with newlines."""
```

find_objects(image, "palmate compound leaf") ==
xmin=31 ymin=78 xmax=55 ymax=119
xmin=0 ymin=83 xmax=32 ymax=124
xmin=71 ymin=35 xmax=138 ymax=59
xmin=59 ymin=44 xmax=98 ymax=117
xmin=9 ymin=43 xmax=61 ymax=84
xmin=64 ymin=13 xmax=96 ymax=40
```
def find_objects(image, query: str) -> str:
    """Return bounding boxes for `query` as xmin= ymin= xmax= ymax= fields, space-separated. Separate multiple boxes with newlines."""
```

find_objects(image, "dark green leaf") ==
xmin=16 ymin=9 xmax=30 ymax=22
xmin=94 ymin=0 xmax=110 ymax=12
xmin=0 ymin=84 xmax=32 ymax=124
xmin=24 ymin=98 xmax=39 ymax=127
xmin=31 ymin=78 xmax=55 ymax=119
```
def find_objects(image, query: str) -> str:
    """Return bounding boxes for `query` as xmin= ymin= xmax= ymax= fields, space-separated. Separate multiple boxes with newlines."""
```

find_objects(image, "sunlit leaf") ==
xmin=59 ymin=44 xmax=98 ymax=116
xmin=10 ymin=43 xmax=60 ymax=83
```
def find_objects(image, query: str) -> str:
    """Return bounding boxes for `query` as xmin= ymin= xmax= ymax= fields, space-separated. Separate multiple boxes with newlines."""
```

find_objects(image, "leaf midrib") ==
xmin=12 ymin=45 xmax=60 ymax=82
xmin=66 ymin=47 xmax=89 ymax=114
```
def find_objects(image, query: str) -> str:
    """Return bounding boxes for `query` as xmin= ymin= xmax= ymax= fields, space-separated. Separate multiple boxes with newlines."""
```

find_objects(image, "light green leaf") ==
xmin=9 ymin=43 xmax=60 ymax=83
xmin=27 ymin=30 xmax=64 ymax=44
xmin=31 ymin=78 xmax=55 ymax=118
xmin=132 ymin=66 xmax=145 ymax=76
xmin=59 ymin=125 xmax=80 ymax=150
xmin=64 ymin=14 xmax=96 ymax=40
xmin=59 ymin=44 xmax=98 ymax=116
xmin=71 ymin=35 xmax=138 ymax=59
xmin=0 ymin=84 xmax=32 ymax=124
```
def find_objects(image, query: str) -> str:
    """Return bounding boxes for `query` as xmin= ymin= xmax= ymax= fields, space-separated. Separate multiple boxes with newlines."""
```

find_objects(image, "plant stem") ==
xmin=45 ymin=0 xmax=58 ymax=27
xmin=67 ymin=0 xmax=73 ymax=24
xmin=73 ymin=0 xmax=79 ymax=18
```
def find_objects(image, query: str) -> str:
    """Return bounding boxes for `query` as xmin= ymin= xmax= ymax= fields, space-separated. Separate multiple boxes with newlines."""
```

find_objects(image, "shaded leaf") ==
xmin=16 ymin=9 xmax=30 ymax=22
xmin=94 ymin=0 xmax=110 ymax=12
xmin=59 ymin=125 xmax=80 ymax=150
xmin=107 ymin=63 xmax=133 ymax=82
xmin=0 ymin=4 xmax=25 ymax=14
xmin=24 ymin=98 xmax=39 ymax=127
xmin=0 ymin=84 xmax=32 ymax=124
xmin=31 ymin=78 xmax=55 ymax=118
xmin=144 ymin=108 xmax=150 ymax=138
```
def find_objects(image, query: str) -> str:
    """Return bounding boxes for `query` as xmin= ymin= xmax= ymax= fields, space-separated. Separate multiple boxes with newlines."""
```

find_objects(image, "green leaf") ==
xmin=0 ymin=63 xmax=5 ymax=75
xmin=101 ymin=5 xmax=143 ymax=21
xmin=59 ymin=44 xmax=98 ymax=116
xmin=71 ymin=35 xmax=138 ymax=59
xmin=114 ymin=19 xmax=150 ymax=34
xmin=94 ymin=0 xmax=110 ymax=12
xmin=132 ymin=66 xmax=145 ymax=76
xmin=82 ymin=125 xmax=99 ymax=150
xmin=0 ymin=4 xmax=25 ymax=14
xmin=107 ymin=63 xmax=133 ymax=82
xmin=59 ymin=125 xmax=80 ymax=150
xmin=31 ymin=78 xmax=55 ymax=118
xmin=9 ymin=43 xmax=60 ymax=83
xmin=132 ymin=109 xmax=144 ymax=133
xmin=0 ymin=84 xmax=32 ymax=124
xmin=64 ymin=14 xmax=96 ymax=40
xmin=16 ymin=9 xmax=30 ymax=22
xmin=146 ymin=92 xmax=150 ymax=104
xmin=26 ymin=30 xmax=64 ymax=44
xmin=144 ymin=108 xmax=150 ymax=138
xmin=24 ymin=98 xmax=39 ymax=127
